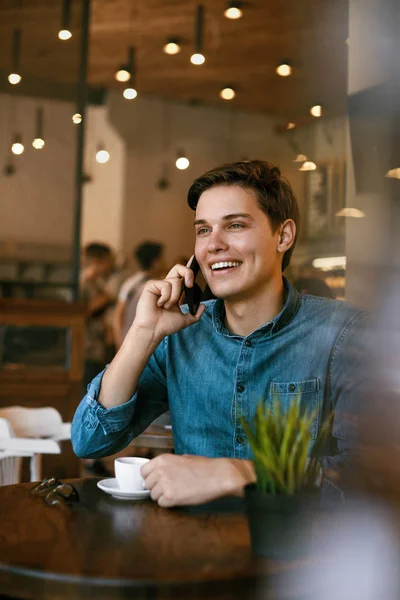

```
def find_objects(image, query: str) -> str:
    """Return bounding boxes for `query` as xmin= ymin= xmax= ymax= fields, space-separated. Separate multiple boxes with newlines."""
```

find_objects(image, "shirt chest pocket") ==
xmin=269 ymin=378 xmax=321 ymax=440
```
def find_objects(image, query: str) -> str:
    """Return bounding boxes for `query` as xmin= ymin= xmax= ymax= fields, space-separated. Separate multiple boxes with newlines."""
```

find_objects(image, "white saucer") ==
xmin=97 ymin=478 xmax=151 ymax=500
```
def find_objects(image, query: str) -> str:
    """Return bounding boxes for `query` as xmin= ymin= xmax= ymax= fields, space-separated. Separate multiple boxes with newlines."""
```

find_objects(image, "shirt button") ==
xmin=289 ymin=384 xmax=296 ymax=392
xmin=236 ymin=435 xmax=244 ymax=445
xmin=244 ymin=340 xmax=252 ymax=347
xmin=237 ymin=384 xmax=245 ymax=393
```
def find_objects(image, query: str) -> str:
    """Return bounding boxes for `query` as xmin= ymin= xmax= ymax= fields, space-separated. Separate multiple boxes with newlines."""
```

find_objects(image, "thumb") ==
xmin=183 ymin=303 xmax=206 ymax=328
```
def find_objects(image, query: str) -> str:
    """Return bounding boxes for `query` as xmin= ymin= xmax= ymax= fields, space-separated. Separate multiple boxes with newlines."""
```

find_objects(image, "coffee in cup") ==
xmin=114 ymin=457 xmax=149 ymax=492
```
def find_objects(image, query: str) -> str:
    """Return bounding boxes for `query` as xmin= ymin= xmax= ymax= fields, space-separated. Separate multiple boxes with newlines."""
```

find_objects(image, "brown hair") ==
xmin=187 ymin=160 xmax=300 ymax=271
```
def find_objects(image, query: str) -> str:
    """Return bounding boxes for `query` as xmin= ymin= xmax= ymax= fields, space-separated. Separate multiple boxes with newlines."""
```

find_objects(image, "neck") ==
xmin=223 ymin=277 xmax=286 ymax=337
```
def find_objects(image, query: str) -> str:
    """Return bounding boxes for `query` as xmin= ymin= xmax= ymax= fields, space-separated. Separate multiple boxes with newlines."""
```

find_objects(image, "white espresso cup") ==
xmin=114 ymin=457 xmax=149 ymax=492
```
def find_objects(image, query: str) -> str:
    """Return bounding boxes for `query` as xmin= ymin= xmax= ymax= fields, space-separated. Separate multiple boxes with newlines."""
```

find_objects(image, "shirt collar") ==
xmin=212 ymin=276 xmax=301 ymax=340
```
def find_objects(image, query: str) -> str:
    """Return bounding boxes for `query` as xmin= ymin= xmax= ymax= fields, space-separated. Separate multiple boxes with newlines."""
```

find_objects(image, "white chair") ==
xmin=0 ymin=406 xmax=71 ymax=485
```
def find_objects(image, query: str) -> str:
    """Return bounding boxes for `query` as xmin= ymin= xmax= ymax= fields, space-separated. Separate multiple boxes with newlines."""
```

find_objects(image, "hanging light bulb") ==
xmin=294 ymin=154 xmax=307 ymax=163
xmin=219 ymin=86 xmax=236 ymax=100
xmin=163 ymin=37 xmax=182 ymax=55
xmin=96 ymin=144 xmax=110 ymax=164
xmin=224 ymin=2 xmax=243 ymax=19
xmin=310 ymin=105 xmax=322 ymax=118
xmin=276 ymin=63 xmax=292 ymax=77
xmin=190 ymin=53 xmax=205 ymax=65
xmin=8 ymin=73 xmax=21 ymax=85
xmin=58 ymin=0 xmax=72 ymax=40
xmin=190 ymin=5 xmax=206 ymax=65
xmin=72 ymin=113 xmax=82 ymax=124
xmin=115 ymin=68 xmax=131 ymax=82
xmin=32 ymin=138 xmax=45 ymax=150
xmin=123 ymin=87 xmax=137 ymax=100
xmin=299 ymin=160 xmax=317 ymax=171
xmin=32 ymin=106 xmax=45 ymax=150
xmin=115 ymin=47 xmax=134 ymax=82
xmin=11 ymin=134 xmax=24 ymax=155
xmin=385 ymin=168 xmax=400 ymax=179
xmin=176 ymin=149 xmax=190 ymax=170
xmin=8 ymin=29 xmax=22 ymax=85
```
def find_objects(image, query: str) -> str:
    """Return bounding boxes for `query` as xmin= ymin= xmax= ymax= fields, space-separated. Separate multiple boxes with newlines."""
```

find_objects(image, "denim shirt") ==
xmin=72 ymin=278 xmax=368 ymax=474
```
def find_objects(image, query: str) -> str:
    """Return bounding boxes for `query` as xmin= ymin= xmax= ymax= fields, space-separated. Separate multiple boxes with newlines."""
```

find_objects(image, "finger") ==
xmin=157 ymin=493 xmax=176 ymax=508
xmin=142 ymin=470 xmax=158 ymax=491
xmin=140 ymin=457 xmax=158 ymax=478
xmin=166 ymin=264 xmax=194 ymax=288
xmin=155 ymin=280 xmax=173 ymax=307
xmin=182 ymin=303 xmax=206 ymax=327
xmin=150 ymin=482 xmax=163 ymax=503
xmin=163 ymin=277 xmax=185 ymax=309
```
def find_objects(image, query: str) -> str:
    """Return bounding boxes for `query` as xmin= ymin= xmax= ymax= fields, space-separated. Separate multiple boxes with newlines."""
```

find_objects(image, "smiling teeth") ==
xmin=211 ymin=261 xmax=241 ymax=270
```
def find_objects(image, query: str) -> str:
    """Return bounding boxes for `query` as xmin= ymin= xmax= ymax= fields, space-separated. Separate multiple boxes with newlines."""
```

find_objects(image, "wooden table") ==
xmin=0 ymin=478 xmax=303 ymax=599
xmin=128 ymin=424 xmax=174 ymax=450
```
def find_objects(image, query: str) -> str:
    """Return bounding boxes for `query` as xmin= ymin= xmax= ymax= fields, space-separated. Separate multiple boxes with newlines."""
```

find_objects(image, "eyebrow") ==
xmin=194 ymin=213 xmax=254 ymax=226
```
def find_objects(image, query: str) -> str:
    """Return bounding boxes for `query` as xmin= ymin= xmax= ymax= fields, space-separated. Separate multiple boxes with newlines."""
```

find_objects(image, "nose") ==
xmin=207 ymin=228 xmax=229 ymax=253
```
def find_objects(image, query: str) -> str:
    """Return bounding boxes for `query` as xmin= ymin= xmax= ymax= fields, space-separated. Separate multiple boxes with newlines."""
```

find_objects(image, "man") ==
xmin=72 ymin=161 xmax=367 ymax=507
xmin=113 ymin=241 xmax=166 ymax=348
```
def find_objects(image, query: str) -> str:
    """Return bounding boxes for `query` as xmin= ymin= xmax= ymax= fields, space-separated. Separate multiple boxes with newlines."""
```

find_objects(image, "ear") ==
xmin=277 ymin=219 xmax=296 ymax=254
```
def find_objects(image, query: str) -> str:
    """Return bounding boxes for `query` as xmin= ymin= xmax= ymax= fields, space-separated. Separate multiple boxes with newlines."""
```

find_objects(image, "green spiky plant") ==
xmin=240 ymin=394 xmax=332 ymax=495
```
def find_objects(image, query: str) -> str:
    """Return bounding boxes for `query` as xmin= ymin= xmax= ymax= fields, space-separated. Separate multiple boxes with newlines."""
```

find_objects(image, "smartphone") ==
xmin=183 ymin=256 xmax=203 ymax=315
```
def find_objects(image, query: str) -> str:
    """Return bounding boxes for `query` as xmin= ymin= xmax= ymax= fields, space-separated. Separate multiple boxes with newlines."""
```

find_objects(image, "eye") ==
xmin=196 ymin=227 xmax=211 ymax=236
xmin=228 ymin=222 xmax=245 ymax=230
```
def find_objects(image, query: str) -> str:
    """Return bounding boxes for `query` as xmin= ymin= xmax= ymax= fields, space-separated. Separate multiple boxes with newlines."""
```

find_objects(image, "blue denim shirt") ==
xmin=72 ymin=278 xmax=367 ymax=474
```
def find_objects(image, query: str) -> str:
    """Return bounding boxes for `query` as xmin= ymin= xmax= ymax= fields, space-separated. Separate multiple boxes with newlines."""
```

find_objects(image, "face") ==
xmin=194 ymin=185 xmax=287 ymax=303
xmin=88 ymin=256 xmax=113 ymax=278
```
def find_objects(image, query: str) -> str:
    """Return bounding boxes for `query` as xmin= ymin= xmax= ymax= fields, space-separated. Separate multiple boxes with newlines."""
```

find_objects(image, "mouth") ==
xmin=210 ymin=261 xmax=242 ymax=275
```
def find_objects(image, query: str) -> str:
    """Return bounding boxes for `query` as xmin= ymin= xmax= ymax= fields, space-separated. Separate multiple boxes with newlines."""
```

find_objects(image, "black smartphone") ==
xmin=183 ymin=256 xmax=203 ymax=315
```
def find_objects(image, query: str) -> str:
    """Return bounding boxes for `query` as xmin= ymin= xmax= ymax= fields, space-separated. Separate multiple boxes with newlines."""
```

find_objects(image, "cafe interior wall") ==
xmin=0 ymin=92 xmax=76 ymax=249
xmin=0 ymin=88 xmax=347 ymax=277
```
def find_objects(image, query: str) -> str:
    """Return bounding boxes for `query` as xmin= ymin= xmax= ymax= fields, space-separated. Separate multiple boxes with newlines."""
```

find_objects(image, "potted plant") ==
xmin=241 ymin=395 xmax=331 ymax=559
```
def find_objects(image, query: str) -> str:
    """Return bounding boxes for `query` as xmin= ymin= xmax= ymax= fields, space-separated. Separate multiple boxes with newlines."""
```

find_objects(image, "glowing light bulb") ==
xmin=115 ymin=69 xmax=131 ymax=82
xmin=163 ymin=41 xmax=181 ymax=55
xmin=276 ymin=64 xmax=292 ymax=77
xmin=286 ymin=122 xmax=296 ymax=130
xmin=32 ymin=138 xmax=45 ymax=150
xmin=190 ymin=53 xmax=205 ymax=65
xmin=72 ymin=113 xmax=82 ymax=124
xmin=12 ymin=142 xmax=24 ymax=155
xmin=176 ymin=157 xmax=189 ymax=170
xmin=58 ymin=29 xmax=72 ymax=40
xmin=310 ymin=105 xmax=322 ymax=117
xmin=8 ymin=73 xmax=21 ymax=85
xmin=224 ymin=6 xmax=243 ymax=19
xmin=219 ymin=87 xmax=236 ymax=100
xmin=123 ymin=87 xmax=138 ymax=100
xmin=299 ymin=161 xmax=317 ymax=171
xmin=96 ymin=150 xmax=110 ymax=164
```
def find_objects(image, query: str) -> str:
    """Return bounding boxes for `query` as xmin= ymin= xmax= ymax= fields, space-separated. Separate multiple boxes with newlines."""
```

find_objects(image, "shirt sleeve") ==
xmin=71 ymin=339 xmax=169 ymax=458
xmin=320 ymin=310 xmax=370 ymax=500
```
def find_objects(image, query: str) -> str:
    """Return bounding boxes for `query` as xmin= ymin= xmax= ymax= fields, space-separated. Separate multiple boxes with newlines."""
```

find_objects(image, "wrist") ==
xmin=217 ymin=458 xmax=256 ymax=497
xmin=124 ymin=322 xmax=162 ymax=353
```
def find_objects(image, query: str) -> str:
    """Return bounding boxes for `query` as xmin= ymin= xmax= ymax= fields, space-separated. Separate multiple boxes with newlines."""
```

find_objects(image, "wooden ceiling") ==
xmin=0 ymin=0 xmax=348 ymax=123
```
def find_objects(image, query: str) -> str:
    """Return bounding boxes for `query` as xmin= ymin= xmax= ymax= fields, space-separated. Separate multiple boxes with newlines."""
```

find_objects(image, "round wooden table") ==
xmin=0 ymin=478 xmax=302 ymax=599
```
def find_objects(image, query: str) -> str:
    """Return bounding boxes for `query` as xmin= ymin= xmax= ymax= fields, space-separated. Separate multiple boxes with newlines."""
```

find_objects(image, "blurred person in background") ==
xmin=80 ymin=242 xmax=120 ymax=387
xmin=113 ymin=241 xmax=166 ymax=348
xmin=294 ymin=277 xmax=335 ymax=299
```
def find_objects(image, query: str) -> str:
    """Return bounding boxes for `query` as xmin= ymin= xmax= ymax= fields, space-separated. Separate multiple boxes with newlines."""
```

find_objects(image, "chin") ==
xmin=208 ymin=284 xmax=245 ymax=301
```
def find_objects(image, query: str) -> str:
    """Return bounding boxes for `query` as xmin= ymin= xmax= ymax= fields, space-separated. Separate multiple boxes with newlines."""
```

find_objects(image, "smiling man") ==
xmin=72 ymin=160 xmax=367 ymax=507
